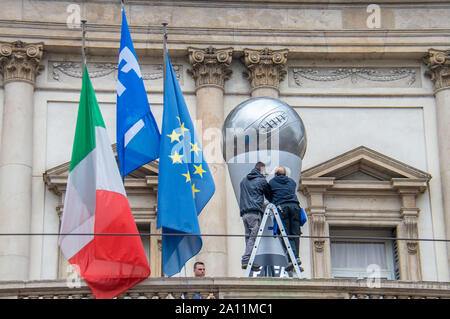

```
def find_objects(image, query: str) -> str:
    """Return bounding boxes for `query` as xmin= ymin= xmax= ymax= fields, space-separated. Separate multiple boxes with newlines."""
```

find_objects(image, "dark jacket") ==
xmin=268 ymin=174 xmax=299 ymax=206
xmin=239 ymin=169 xmax=272 ymax=216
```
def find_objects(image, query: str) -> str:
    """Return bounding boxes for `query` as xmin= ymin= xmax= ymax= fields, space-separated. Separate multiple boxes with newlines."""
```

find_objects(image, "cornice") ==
xmin=0 ymin=20 xmax=449 ymax=59
xmin=299 ymin=146 xmax=431 ymax=195
xmin=43 ymin=145 xmax=159 ymax=196
xmin=301 ymin=146 xmax=431 ymax=180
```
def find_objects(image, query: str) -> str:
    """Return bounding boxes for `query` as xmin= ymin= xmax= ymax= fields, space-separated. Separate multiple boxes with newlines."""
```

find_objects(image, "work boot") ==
xmin=285 ymin=258 xmax=302 ymax=271
xmin=241 ymin=262 xmax=262 ymax=271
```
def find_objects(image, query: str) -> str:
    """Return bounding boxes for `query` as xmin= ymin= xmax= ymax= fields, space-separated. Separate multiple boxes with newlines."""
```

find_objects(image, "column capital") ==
xmin=187 ymin=46 xmax=233 ymax=91
xmin=0 ymin=40 xmax=44 ymax=85
xmin=423 ymin=48 xmax=450 ymax=91
xmin=242 ymin=48 xmax=288 ymax=93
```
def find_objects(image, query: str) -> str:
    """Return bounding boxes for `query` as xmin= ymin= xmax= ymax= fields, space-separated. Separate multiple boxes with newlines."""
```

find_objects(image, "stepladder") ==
xmin=244 ymin=203 xmax=303 ymax=278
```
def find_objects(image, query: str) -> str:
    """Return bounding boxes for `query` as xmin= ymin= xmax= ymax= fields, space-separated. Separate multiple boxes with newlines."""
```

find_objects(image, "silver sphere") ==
xmin=222 ymin=97 xmax=307 ymax=161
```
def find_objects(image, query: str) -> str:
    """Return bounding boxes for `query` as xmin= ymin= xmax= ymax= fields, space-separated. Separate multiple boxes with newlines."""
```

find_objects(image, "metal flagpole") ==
xmin=81 ymin=19 xmax=87 ymax=73
xmin=120 ymin=0 xmax=125 ymax=182
xmin=119 ymin=0 xmax=127 ymax=182
xmin=162 ymin=21 xmax=168 ymax=88
xmin=160 ymin=20 xmax=168 ymax=279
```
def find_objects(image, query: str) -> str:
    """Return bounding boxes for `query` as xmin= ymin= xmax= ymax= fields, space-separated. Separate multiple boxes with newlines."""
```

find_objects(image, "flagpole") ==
xmin=160 ymin=20 xmax=168 ymax=279
xmin=81 ymin=19 xmax=87 ymax=74
xmin=119 ymin=0 xmax=125 ymax=182
xmin=162 ymin=21 xmax=168 ymax=88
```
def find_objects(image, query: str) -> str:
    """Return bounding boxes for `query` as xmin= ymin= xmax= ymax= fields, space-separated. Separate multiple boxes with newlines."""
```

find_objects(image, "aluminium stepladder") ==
xmin=244 ymin=203 xmax=303 ymax=278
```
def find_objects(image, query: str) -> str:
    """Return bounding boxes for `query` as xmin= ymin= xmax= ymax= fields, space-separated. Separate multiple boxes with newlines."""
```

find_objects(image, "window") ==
xmin=299 ymin=146 xmax=429 ymax=280
xmin=330 ymin=227 xmax=397 ymax=280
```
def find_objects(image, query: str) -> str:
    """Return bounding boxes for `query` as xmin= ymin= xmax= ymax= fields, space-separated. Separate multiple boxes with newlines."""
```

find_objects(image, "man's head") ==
xmin=275 ymin=167 xmax=286 ymax=176
xmin=255 ymin=162 xmax=266 ymax=175
xmin=193 ymin=262 xmax=206 ymax=277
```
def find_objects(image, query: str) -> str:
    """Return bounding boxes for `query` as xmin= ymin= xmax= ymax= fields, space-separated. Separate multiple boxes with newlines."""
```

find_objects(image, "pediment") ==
xmin=301 ymin=146 xmax=431 ymax=182
xmin=44 ymin=144 xmax=159 ymax=195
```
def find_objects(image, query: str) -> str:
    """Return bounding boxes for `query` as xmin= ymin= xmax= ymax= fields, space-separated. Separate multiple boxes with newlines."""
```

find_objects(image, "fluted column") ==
xmin=242 ymin=48 xmax=288 ymax=98
xmin=188 ymin=46 xmax=233 ymax=276
xmin=0 ymin=41 xmax=44 ymax=280
xmin=423 ymin=49 xmax=450 ymax=271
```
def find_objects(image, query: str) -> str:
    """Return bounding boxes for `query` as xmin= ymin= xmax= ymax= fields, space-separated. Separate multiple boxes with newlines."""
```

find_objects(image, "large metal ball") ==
xmin=222 ymin=97 xmax=307 ymax=161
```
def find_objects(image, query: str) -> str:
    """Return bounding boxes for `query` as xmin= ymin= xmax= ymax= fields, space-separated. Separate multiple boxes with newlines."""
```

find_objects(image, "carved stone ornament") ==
xmin=242 ymin=48 xmax=288 ymax=92
xmin=402 ymin=214 xmax=419 ymax=239
xmin=157 ymin=239 xmax=162 ymax=252
xmin=407 ymin=242 xmax=418 ymax=255
xmin=51 ymin=62 xmax=117 ymax=81
xmin=292 ymin=67 xmax=417 ymax=87
xmin=0 ymin=40 xmax=44 ymax=85
xmin=187 ymin=46 xmax=233 ymax=90
xmin=310 ymin=213 xmax=326 ymax=236
xmin=401 ymin=210 xmax=420 ymax=255
xmin=423 ymin=49 xmax=450 ymax=91
xmin=50 ymin=61 xmax=182 ymax=82
xmin=314 ymin=240 xmax=325 ymax=253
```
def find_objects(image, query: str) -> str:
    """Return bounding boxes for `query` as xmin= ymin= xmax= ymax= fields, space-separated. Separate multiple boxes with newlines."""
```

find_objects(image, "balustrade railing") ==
xmin=0 ymin=278 xmax=448 ymax=299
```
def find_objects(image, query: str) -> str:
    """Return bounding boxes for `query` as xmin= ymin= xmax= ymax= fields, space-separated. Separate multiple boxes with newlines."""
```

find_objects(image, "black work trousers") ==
xmin=277 ymin=202 xmax=301 ymax=259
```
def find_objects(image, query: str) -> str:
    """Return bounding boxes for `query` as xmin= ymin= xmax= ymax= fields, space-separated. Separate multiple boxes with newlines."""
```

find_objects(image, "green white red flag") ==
xmin=58 ymin=66 xmax=150 ymax=299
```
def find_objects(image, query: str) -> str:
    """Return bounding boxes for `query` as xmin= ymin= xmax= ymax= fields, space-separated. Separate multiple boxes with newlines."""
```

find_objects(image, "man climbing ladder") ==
xmin=241 ymin=165 xmax=307 ymax=277
xmin=269 ymin=167 xmax=307 ymax=271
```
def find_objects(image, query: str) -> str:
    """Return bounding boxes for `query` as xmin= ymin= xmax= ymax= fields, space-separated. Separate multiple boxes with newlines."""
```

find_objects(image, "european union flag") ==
xmin=157 ymin=54 xmax=215 ymax=277
xmin=117 ymin=9 xmax=160 ymax=178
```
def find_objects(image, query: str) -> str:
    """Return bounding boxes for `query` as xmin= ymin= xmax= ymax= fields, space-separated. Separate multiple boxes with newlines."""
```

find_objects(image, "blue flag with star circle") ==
xmin=157 ymin=53 xmax=215 ymax=277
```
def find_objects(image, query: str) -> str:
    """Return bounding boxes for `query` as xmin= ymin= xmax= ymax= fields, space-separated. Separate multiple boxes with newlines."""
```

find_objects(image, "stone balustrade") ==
xmin=0 ymin=278 xmax=448 ymax=299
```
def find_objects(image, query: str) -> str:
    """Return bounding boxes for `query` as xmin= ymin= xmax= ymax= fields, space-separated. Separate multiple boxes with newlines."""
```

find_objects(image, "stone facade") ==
xmin=0 ymin=1 xmax=449 ymax=292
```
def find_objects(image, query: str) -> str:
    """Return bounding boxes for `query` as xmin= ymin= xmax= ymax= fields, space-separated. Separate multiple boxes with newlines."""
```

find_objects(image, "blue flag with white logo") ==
xmin=157 ymin=54 xmax=215 ymax=277
xmin=117 ymin=10 xmax=160 ymax=178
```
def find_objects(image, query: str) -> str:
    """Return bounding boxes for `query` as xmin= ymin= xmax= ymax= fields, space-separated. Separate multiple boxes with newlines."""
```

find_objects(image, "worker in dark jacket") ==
xmin=269 ymin=167 xmax=303 ymax=271
xmin=239 ymin=162 xmax=272 ymax=270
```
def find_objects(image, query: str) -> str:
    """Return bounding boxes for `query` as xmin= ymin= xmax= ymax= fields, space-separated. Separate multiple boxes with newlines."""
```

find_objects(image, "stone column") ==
xmin=242 ymin=48 xmax=288 ymax=98
xmin=0 ymin=41 xmax=44 ymax=280
xmin=188 ymin=46 xmax=233 ymax=277
xmin=423 ymin=49 xmax=450 ymax=268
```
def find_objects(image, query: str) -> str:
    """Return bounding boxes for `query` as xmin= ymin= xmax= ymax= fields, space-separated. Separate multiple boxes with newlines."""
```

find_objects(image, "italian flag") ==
xmin=58 ymin=67 xmax=150 ymax=299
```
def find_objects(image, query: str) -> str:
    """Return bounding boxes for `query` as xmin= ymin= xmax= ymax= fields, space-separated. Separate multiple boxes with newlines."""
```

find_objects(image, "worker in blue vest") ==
xmin=269 ymin=167 xmax=306 ymax=272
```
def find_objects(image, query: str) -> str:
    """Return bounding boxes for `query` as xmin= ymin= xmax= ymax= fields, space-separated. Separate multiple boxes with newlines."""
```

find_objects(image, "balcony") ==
xmin=0 ymin=278 xmax=449 ymax=299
